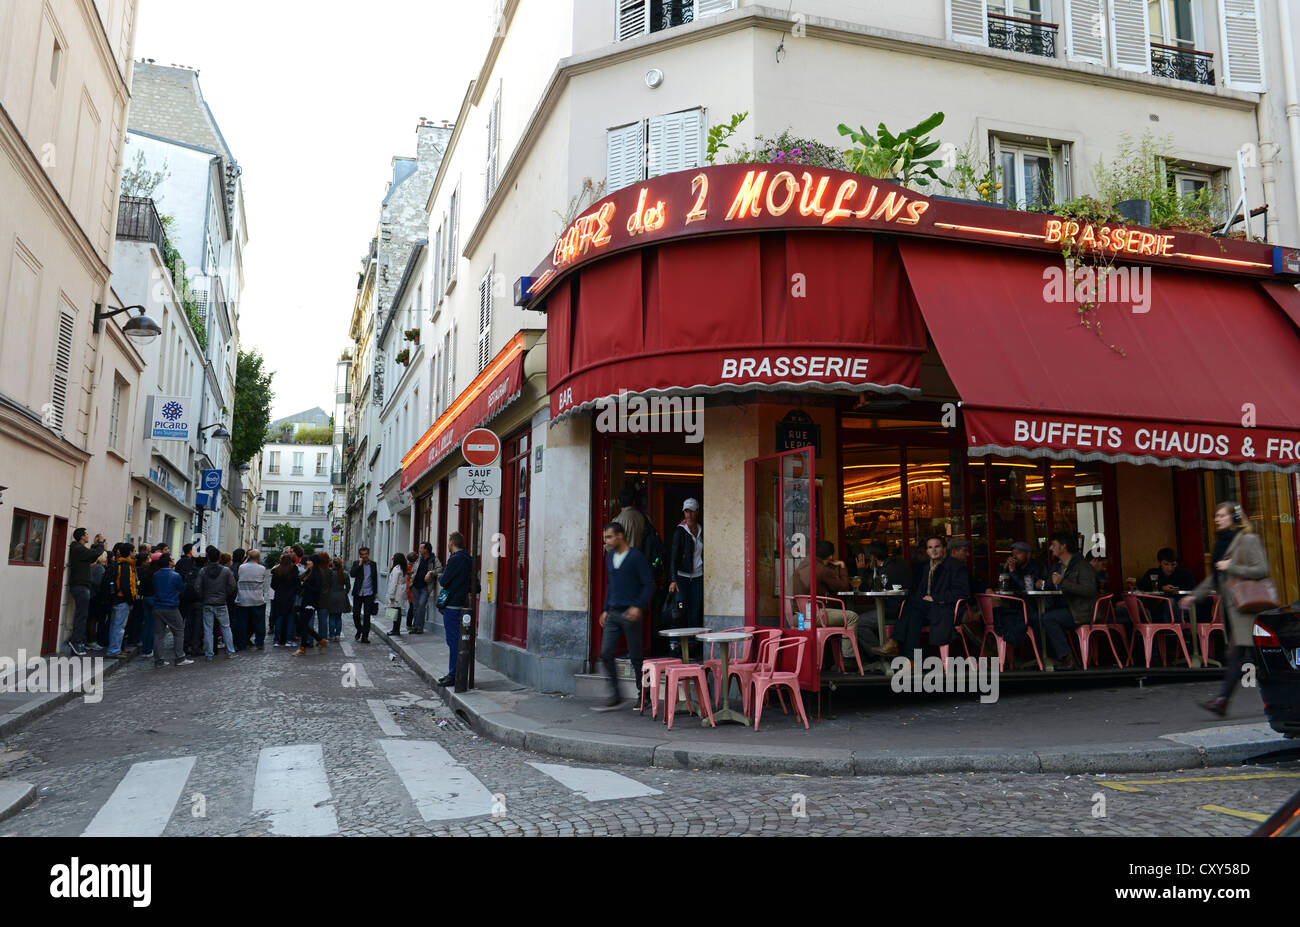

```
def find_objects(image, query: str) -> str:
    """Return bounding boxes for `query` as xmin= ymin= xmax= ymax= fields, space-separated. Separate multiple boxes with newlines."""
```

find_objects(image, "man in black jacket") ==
xmin=175 ymin=543 xmax=202 ymax=656
xmin=350 ymin=546 xmax=379 ymax=643
xmin=65 ymin=528 xmax=105 ymax=656
xmin=666 ymin=498 xmax=703 ymax=656
xmin=1040 ymin=532 xmax=1099 ymax=670
xmin=437 ymin=534 xmax=473 ymax=687
xmin=873 ymin=535 xmax=970 ymax=662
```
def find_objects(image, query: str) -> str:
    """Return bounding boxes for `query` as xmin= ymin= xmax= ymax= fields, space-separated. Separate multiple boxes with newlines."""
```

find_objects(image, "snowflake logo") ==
xmin=161 ymin=400 xmax=184 ymax=421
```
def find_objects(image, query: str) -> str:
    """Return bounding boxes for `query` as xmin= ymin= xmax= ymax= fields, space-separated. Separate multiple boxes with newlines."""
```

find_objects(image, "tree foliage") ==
xmin=120 ymin=149 xmax=169 ymax=198
xmin=232 ymin=350 xmax=275 ymax=465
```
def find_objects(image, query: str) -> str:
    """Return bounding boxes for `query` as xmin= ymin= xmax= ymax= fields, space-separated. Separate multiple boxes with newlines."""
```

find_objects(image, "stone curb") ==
xmin=0 ymin=780 xmax=37 ymax=823
xmin=370 ymin=627 xmax=1296 ymax=777
xmin=0 ymin=655 xmax=127 ymax=740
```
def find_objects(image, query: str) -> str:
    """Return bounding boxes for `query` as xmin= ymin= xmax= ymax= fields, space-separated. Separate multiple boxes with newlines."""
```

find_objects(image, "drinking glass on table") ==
xmin=851 ymin=575 xmax=862 ymax=591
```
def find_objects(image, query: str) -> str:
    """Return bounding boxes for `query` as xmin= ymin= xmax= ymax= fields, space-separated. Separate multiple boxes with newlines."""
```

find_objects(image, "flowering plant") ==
xmin=395 ymin=348 xmax=411 ymax=366
xmin=727 ymin=131 xmax=846 ymax=170
xmin=403 ymin=328 xmax=420 ymax=343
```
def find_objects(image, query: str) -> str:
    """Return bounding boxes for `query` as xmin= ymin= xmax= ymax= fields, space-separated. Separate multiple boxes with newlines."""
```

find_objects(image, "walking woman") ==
xmin=269 ymin=554 xmax=301 ymax=647
xmin=324 ymin=557 xmax=351 ymax=641
xmin=294 ymin=553 xmax=327 ymax=655
xmin=1181 ymin=501 xmax=1271 ymax=716
xmin=387 ymin=552 xmax=409 ymax=636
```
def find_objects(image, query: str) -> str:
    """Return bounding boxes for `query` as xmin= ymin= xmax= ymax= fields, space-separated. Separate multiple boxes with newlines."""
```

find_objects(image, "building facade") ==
xmin=258 ymin=438 xmax=334 ymax=556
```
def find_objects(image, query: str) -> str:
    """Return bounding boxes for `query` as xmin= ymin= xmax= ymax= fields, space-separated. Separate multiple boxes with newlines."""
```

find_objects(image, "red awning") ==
xmin=401 ymin=335 xmax=527 ymax=490
xmin=898 ymin=238 xmax=1300 ymax=472
xmin=546 ymin=232 xmax=927 ymax=419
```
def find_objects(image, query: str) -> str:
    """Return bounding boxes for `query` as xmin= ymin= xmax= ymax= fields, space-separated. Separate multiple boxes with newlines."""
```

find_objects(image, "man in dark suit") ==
xmin=872 ymin=535 xmax=970 ymax=661
xmin=1040 ymin=532 xmax=1099 ymax=670
xmin=349 ymin=546 xmax=380 ymax=642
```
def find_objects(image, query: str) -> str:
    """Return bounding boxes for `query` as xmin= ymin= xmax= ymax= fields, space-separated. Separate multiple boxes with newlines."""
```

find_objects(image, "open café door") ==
xmin=746 ymin=446 xmax=819 ymax=693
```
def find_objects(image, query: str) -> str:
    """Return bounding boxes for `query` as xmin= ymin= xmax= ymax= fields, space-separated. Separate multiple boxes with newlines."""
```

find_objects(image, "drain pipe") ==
xmin=1279 ymin=1 xmax=1300 ymax=238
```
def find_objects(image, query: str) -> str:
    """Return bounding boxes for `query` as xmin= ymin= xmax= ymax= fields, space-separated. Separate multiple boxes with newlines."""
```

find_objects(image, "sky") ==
xmin=133 ymin=0 xmax=493 ymax=420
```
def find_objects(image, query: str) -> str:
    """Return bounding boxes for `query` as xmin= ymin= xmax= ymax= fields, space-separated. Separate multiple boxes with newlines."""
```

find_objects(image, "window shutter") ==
xmin=606 ymin=121 xmax=646 ymax=192
xmin=485 ymin=88 xmax=501 ymax=201
xmin=647 ymin=109 xmax=704 ymax=177
xmin=946 ymin=0 xmax=989 ymax=44
xmin=696 ymin=0 xmax=737 ymax=17
xmin=1109 ymin=0 xmax=1151 ymax=72
xmin=432 ymin=226 xmax=442 ymax=302
xmin=192 ymin=285 xmax=209 ymax=328
xmin=616 ymin=0 xmax=649 ymax=41
xmin=1219 ymin=0 xmax=1264 ymax=91
xmin=478 ymin=268 xmax=493 ymax=374
xmin=1063 ymin=0 xmax=1106 ymax=64
xmin=50 ymin=308 xmax=75 ymax=434
xmin=448 ymin=184 xmax=460 ymax=284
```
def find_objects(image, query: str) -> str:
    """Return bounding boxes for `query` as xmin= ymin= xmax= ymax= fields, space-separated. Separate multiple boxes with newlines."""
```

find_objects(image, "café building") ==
xmin=500 ymin=162 xmax=1300 ymax=690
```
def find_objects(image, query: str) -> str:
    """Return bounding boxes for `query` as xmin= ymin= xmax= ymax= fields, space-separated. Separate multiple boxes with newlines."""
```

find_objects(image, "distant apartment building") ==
xmin=259 ymin=408 xmax=334 ymax=554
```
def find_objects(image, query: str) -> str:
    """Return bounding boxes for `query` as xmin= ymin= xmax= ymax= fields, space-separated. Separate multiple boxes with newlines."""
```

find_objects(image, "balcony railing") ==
xmin=987 ymin=12 xmax=1057 ymax=58
xmin=291 ymin=466 xmax=303 ymax=475
xmin=268 ymin=465 xmax=280 ymax=474
xmin=288 ymin=505 xmax=303 ymax=515
xmin=265 ymin=506 xmax=278 ymax=514
xmin=116 ymin=196 xmax=170 ymax=258
xmin=1150 ymin=42 xmax=1214 ymax=86
xmin=312 ymin=505 xmax=326 ymax=516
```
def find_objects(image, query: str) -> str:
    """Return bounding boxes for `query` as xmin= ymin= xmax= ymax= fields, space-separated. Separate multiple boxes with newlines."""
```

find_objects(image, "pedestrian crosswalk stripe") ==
xmin=527 ymin=762 xmax=662 ymax=802
xmin=82 ymin=756 xmax=196 ymax=837
xmin=352 ymin=660 xmax=373 ymax=687
xmin=338 ymin=639 xmax=355 ymax=658
xmin=367 ymin=699 xmax=405 ymax=737
xmin=379 ymin=739 xmax=495 ymax=821
xmin=252 ymin=744 xmax=338 ymax=836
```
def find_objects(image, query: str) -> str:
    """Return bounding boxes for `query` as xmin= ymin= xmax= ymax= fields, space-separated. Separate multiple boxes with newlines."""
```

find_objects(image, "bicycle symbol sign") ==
xmin=457 ymin=466 xmax=501 ymax=500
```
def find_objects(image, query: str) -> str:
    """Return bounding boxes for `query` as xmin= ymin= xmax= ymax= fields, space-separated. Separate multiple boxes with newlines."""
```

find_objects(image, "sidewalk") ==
xmin=373 ymin=624 xmax=1298 ymax=777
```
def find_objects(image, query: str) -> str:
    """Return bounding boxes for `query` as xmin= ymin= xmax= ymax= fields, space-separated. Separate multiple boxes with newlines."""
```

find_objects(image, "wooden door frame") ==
xmin=41 ymin=517 xmax=69 ymax=655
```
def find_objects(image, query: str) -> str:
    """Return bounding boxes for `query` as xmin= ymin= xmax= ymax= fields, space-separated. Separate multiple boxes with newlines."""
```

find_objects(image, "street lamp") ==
xmin=93 ymin=303 xmax=162 ymax=343
xmin=198 ymin=422 xmax=231 ymax=445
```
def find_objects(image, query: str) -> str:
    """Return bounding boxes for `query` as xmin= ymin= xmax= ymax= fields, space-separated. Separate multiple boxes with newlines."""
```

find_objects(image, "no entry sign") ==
xmin=462 ymin=428 xmax=501 ymax=467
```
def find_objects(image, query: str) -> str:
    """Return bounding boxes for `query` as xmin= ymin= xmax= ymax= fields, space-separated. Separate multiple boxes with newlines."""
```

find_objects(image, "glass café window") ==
xmin=9 ymin=510 xmax=48 ymax=565
xmin=996 ymin=139 xmax=1066 ymax=211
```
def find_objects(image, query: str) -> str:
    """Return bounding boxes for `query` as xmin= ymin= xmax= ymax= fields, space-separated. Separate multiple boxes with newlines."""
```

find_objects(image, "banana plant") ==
xmin=837 ymin=111 xmax=949 ymax=188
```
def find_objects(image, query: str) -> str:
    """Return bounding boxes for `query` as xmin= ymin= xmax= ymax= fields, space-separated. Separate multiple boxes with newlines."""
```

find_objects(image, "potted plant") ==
xmin=837 ymin=112 xmax=948 ymax=190
xmin=403 ymin=328 xmax=420 ymax=344
xmin=395 ymin=347 xmax=411 ymax=366
xmin=934 ymin=133 xmax=1006 ymax=208
xmin=727 ymin=130 xmax=847 ymax=170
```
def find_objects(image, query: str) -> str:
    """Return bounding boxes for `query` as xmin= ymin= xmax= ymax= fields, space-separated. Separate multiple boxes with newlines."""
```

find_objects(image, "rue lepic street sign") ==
xmin=462 ymin=427 xmax=501 ymax=467
xmin=457 ymin=466 xmax=501 ymax=499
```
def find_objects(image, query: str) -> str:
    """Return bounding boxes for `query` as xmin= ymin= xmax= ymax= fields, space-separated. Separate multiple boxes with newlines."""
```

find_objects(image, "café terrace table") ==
xmin=1178 ymin=590 xmax=1219 ymax=669
xmin=696 ymin=630 xmax=754 ymax=726
xmin=838 ymin=589 xmax=906 ymax=674
xmin=1024 ymin=589 xmax=1060 ymax=670
xmin=658 ymin=627 xmax=710 ymax=713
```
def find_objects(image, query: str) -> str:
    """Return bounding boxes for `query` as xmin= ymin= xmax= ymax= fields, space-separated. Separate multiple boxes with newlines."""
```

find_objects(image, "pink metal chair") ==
xmin=791 ymin=595 xmax=866 ymax=676
xmin=750 ymin=637 xmax=810 ymax=732
xmin=639 ymin=656 xmax=682 ymax=718
xmin=1198 ymin=594 xmax=1226 ymax=663
xmin=936 ymin=600 xmax=973 ymax=669
xmin=725 ymin=628 xmax=783 ymax=713
xmin=1073 ymin=594 xmax=1126 ymax=668
xmin=1123 ymin=592 xmax=1193 ymax=668
xmin=975 ymin=593 xmax=1044 ymax=671
xmin=699 ymin=626 xmax=755 ymax=703
xmin=663 ymin=661 xmax=715 ymax=731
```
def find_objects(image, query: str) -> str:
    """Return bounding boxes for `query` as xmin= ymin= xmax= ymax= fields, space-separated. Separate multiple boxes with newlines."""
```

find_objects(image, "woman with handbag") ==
xmin=1181 ymin=502 xmax=1274 ymax=717
xmin=269 ymin=554 xmax=301 ymax=648
xmin=386 ymin=552 xmax=409 ymax=636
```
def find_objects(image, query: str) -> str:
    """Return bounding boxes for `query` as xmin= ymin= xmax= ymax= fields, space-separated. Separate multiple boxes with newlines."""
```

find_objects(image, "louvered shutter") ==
xmin=696 ymin=0 xmax=737 ymax=17
xmin=1109 ymin=0 xmax=1151 ymax=72
xmin=606 ymin=121 xmax=646 ymax=191
xmin=946 ymin=0 xmax=989 ymax=44
xmin=50 ymin=308 xmax=75 ymax=434
xmin=432 ymin=225 xmax=443 ymax=302
xmin=1219 ymin=0 xmax=1264 ymax=91
xmin=1063 ymin=0 xmax=1106 ymax=64
xmin=648 ymin=109 xmax=705 ymax=177
xmin=616 ymin=0 xmax=649 ymax=41
xmin=485 ymin=88 xmax=501 ymax=202
xmin=478 ymin=268 xmax=493 ymax=374
xmin=448 ymin=185 xmax=460 ymax=284
xmin=192 ymin=285 xmax=209 ymax=329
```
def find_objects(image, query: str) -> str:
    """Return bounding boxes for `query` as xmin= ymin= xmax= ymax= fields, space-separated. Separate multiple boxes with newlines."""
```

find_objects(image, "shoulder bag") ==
xmin=1225 ymin=535 xmax=1280 ymax=614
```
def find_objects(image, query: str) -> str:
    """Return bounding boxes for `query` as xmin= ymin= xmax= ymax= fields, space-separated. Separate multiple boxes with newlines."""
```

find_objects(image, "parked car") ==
xmin=1251 ymin=788 xmax=1300 ymax=837
xmin=1251 ymin=601 xmax=1300 ymax=737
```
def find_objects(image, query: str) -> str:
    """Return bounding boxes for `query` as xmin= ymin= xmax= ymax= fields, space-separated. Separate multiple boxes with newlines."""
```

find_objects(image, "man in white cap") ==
xmin=667 ymin=498 xmax=703 ymax=657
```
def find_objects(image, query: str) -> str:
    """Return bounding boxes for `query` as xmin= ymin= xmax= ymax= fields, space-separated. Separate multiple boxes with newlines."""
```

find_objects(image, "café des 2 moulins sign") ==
xmin=777 ymin=410 xmax=821 ymax=457
xmin=146 ymin=395 xmax=192 ymax=441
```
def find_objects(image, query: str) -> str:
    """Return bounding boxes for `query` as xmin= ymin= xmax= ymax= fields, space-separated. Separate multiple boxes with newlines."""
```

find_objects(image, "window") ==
xmin=478 ymin=266 xmax=494 ymax=373
xmin=265 ymin=490 xmax=279 ymax=514
xmin=50 ymin=37 xmax=62 ymax=85
xmin=616 ymin=0 xmax=736 ymax=41
xmin=1148 ymin=0 xmax=1197 ymax=48
xmin=316 ymin=452 xmax=327 ymax=476
xmin=292 ymin=452 xmax=304 ymax=475
xmin=1166 ymin=164 xmax=1227 ymax=222
xmin=50 ymin=307 xmax=75 ymax=434
xmin=446 ymin=327 xmax=456 ymax=404
xmin=432 ymin=223 xmax=443 ymax=304
xmin=986 ymin=0 xmax=1057 ymax=57
xmin=268 ymin=451 xmax=280 ymax=474
xmin=262 ymin=527 xmax=273 ymax=545
xmin=446 ymin=183 xmax=460 ymax=289
xmin=108 ymin=377 xmax=124 ymax=451
xmin=485 ymin=85 xmax=501 ymax=202
xmin=290 ymin=491 xmax=303 ymax=515
xmin=9 ymin=510 xmax=49 ymax=565
xmin=310 ymin=527 xmax=325 ymax=544
xmin=313 ymin=492 xmax=327 ymax=516
xmin=606 ymin=108 xmax=704 ymax=192
xmin=994 ymin=137 xmax=1068 ymax=209
xmin=496 ymin=428 xmax=531 ymax=647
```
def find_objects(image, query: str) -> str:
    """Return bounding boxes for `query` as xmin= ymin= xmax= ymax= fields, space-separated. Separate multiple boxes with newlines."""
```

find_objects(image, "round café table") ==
xmin=840 ymin=589 xmax=907 ymax=675
xmin=658 ymin=627 xmax=710 ymax=713
xmin=696 ymin=630 xmax=753 ymax=726
xmin=1025 ymin=589 xmax=1060 ymax=669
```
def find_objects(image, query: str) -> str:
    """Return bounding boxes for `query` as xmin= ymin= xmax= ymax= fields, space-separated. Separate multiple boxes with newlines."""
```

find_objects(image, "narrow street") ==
xmin=2 ymin=642 xmax=1295 ymax=837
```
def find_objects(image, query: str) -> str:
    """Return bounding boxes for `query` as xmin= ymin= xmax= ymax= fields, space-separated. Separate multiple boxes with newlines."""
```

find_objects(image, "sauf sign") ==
xmin=146 ymin=395 xmax=192 ymax=441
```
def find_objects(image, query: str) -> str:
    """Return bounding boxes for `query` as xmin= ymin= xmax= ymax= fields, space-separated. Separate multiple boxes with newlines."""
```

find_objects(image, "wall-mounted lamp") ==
xmin=93 ymin=303 xmax=162 ymax=343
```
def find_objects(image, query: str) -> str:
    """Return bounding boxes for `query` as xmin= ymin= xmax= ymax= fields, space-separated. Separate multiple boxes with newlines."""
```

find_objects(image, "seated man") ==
xmin=873 ymin=535 xmax=969 ymax=662
xmin=792 ymin=541 xmax=878 ymax=659
xmin=1086 ymin=553 xmax=1110 ymax=594
xmin=983 ymin=541 xmax=1046 ymax=647
xmin=992 ymin=541 xmax=1046 ymax=594
xmin=1039 ymin=532 xmax=1099 ymax=670
xmin=1134 ymin=547 xmax=1204 ymax=622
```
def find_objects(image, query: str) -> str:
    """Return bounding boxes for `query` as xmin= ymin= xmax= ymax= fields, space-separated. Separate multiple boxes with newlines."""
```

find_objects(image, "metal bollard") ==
xmin=455 ymin=607 xmax=477 ymax=692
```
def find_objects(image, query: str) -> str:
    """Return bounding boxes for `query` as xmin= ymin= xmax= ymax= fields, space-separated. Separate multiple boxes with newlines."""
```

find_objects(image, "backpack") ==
xmin=640 ymin=520 xmax=668 ymax=578
xmin=186 ymin=566 xmax=204 ymax=604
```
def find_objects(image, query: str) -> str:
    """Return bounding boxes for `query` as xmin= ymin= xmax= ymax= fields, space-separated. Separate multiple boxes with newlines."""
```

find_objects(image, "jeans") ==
xmin=107 ymin=602 xmax=130 ymax=656
xmin=327 ymin=612 xmax=343 ymax=639
xmin=153 ymin=607 xmax=186 ymax=661
xmin=1041 ymin=607 xmax=1079 ymax=660
xmin=247 ymin=603 xmax=266 ymax=647
xmin=599 ymin=608 xmax=643 ymax=701
xmin=441 ymin=606 xmax=461 ymax=675
xmin=411 ymin=585 xmax=430 ymax=631
xmin=314 ymin=608 xmax=329 ymax=640
xmin=138 ymin=595 xmax=155 ymax=654
xmin=273 ymin=605 xmax=295 ymax=645
xmin=70 ymin=584 xmax=91 ymax=646
xmin=203 ymin=605 xmax=235 ymax=657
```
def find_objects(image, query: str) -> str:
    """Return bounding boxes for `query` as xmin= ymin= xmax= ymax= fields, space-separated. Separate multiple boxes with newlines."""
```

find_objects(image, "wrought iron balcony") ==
xmin=291 ymin=466 xmax=303 ymax=475
xmin=987 ymin=12 xmax=1057 ymax=58
xmin=312 ymin=505 xmax=326 ymax=516
xmin=116 ymin=196 xmax=170 ymax=258
xmin=1150 ymin=42 xmax=1214 ymax=86
xmin=288 ymin=505 xmax=303 ymax=515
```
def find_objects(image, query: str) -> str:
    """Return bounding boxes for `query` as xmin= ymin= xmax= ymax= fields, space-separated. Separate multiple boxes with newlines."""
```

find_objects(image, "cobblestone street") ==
xmin=2 ymin=638 xmax=1296 ymax=837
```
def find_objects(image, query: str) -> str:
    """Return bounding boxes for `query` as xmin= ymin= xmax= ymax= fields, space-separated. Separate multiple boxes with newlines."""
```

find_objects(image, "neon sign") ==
xmin=1043 ymin=219 xmax=1174 ymax=256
